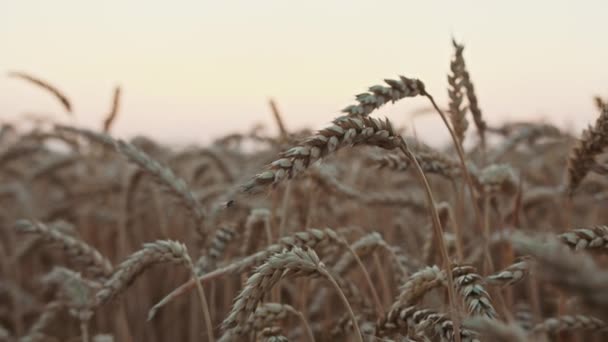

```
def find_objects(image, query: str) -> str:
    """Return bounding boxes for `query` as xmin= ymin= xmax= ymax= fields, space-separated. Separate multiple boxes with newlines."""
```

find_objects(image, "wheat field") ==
xmin=1 ymin=40 xmax=608 ymax=342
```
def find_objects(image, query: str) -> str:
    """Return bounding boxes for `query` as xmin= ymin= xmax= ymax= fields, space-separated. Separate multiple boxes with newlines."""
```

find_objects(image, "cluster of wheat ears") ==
xmin=1 ymin=40 xmax=608 ymax=342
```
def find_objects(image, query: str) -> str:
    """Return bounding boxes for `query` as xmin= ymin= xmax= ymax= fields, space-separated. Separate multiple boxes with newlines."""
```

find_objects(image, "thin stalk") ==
xmin=445 ymin=199 xmax=464 ymax=262
xmin=186 ymin=258 xmax=215 ymax=342
xmin=343 ymin=240 xmax=384 ymax=317
xmin=321 ymin=269 xmax=363 ymax=342
xmin=373 ymin=252 xmax=392 ymax=306
xmin=398 ymin=139 xmax=462 ymax=342
xmin=80 ymin=319 xmax=89 ymax=342
xmin=482 ymin=194 xmax=495 ymax=274
xmin=289 ymin=308 xmax=316 ymax=342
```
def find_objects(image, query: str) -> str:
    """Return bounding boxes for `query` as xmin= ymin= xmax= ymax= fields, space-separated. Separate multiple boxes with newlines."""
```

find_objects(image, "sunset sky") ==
xmin=1 ymin=0 xmax=606 ymax=146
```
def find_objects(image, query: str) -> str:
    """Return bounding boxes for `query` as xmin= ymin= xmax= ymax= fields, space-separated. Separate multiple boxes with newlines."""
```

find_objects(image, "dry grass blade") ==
xmin=102 ymin=86 xmax=121 ymax=133
xmin=269 ymin=98 xmax=288 ymax=140
xmin=8 ymin=71 xmax=72 ymax=114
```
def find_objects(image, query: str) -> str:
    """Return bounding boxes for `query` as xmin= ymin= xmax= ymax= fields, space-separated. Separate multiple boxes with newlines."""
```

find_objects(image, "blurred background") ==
xmin=1 ymin=0 xmax=607 ymax=146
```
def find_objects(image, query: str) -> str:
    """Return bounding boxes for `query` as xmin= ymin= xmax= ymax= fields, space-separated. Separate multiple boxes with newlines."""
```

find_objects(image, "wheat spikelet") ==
xmin=258 ymin=327 xmax=288 ymax=342
xmin=243 ymin=115 xmax=401 ymax=192
xmin=448 ymin=41 xmax=469 ymax=144
xmin=394 ymin=266 xmax=445 ymax=307
xmin=15 ymin=220 xmax=113 ymax=278
xmin=196 ymin=226 xmax=237 ymax=273
xmin=8 ymin=71 xmax=72 ymax=114
xmin=558 ymin=225 xmax=608 ymax=251
xmin=486 ymin=257 xmax=531 ymax=287
xmin=209 ymin=227 xmax=236 ymax=263
xmin=567 ymin=106 xmax=608 ymax=194
xmin=452 ymin=265 xmax=496 ymax=319
xmin=102 ymin=86 xmax=121 ymax=133
xmin=532 ymin=315 xmax=608 ymax=334
xmin=341 ymin=76 xmax=425 ymax=117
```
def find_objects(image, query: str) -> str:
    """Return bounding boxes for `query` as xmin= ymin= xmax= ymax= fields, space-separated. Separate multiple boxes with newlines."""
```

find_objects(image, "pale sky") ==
xmin=1 ymin=0 xmax=606 ymax=146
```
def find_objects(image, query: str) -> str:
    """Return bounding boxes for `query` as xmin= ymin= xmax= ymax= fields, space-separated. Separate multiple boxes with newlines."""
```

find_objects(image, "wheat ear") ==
xmin=243 ymin=115 xmax=401 ymax=192
xmin=222 ymin=246 xmax=363 ymax=342
xmin=567 ymin=106 xmax=608 ymax=194
xmin=448 ymin=41 xmax=469 ymax=144
xmin=15 ymin=220 xmax=112 ymax=278
xmin=341 ymin=76 xmax=425 ymax=117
